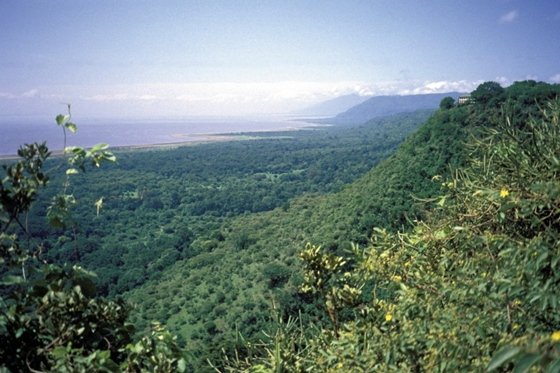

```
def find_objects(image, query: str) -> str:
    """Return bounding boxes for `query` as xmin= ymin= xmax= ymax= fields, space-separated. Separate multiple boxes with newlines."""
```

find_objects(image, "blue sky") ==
xmin=1 ymin=0 xmax=559 ymax=118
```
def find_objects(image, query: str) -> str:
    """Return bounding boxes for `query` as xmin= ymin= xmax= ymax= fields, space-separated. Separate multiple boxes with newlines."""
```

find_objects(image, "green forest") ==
xmin=2 ymin=80 xmax=560 ymax=372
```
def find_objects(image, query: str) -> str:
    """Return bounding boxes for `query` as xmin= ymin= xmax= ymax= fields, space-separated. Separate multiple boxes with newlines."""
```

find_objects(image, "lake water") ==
xmin=0 ymin=116 xmax=318 ymax=156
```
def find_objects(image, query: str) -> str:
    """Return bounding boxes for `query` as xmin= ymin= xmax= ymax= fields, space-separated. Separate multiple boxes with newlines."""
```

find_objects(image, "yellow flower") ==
xmin=500 ymin=188 xmax=510 ymax=198
xmin=385 ymin=313 xmax=393 ymax=322
xmin=552 ymin=330 xmax=560 ymax=342
xmin=391 ymin=275 xmax=402 ymax=282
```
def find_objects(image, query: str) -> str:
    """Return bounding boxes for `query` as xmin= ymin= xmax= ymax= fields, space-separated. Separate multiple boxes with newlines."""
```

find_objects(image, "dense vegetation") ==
xmin=224 ymin=81 xmax=560 ymax=371
xmin=0 ymin=116 xmax=186 ymax=371
xmin=125 ymin=93 xmax=473 ymax=370
xmin=6 ymin=109 xmax=431 ymax=370
xmin=29 ymin=110 xmax=430 ymax=299
xmin=2 ymin=80 xmax=560 ymax=372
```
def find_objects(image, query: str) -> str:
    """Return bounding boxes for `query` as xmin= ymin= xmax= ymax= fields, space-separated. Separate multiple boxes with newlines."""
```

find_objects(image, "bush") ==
xmin=0 ymin=113 xmax=188 ymax=372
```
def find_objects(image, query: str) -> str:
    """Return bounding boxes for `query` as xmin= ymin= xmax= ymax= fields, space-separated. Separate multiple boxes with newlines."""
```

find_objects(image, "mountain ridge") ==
xmin=295 ymin=93 xmax=372 ymax=117
xmin=321 ymin=91 xmax=463 ymax=125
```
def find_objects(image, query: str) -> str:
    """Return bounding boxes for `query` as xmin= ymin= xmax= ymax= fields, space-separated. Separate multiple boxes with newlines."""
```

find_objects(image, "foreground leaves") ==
xmin=1 ymin=113 xmax=187 ymax=372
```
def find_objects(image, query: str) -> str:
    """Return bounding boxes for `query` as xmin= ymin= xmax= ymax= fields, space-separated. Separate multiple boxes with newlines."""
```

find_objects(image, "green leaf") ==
xmin=56 ymin=114 xmax=69 ymax=126
xmin=65 ymin=146 xmax=83 ymax=155
xmin=487 ymin=345 xmax=522 ymax=371
xmin=177 ymin=358 xmax=187 ymax=372
xmin=546 ymin=358 xmax=560 ymax=373
xmin=103 ymin=152 xmax=117 ymax=162
xmin=0 ymin=275 xmax=24 ymax=285
xmin=15 ymin=328 xmax=25 ymax=338
xmin=65 ymin=122 xmax=77 ymax=133
xmin=51 ymin=346 xmax=68 ymax=359
xmin=512 ymin=353 xmax=542 ymax=373
xmin=90 ymin=143 xmax=109 ymax=153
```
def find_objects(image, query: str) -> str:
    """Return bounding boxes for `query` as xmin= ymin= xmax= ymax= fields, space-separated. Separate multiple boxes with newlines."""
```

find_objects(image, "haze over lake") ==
xmin=0 ymin=116 xmax=318 ymax=156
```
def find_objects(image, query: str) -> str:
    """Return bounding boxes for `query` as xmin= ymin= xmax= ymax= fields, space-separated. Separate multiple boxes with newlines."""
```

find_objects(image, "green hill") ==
xmin=125 ymin=96 xmax=473 ymax=370
xmin=228 ymin=80 xmax=560 ymax=372
xmin=126 ymin=81 xmax=560 ymax=371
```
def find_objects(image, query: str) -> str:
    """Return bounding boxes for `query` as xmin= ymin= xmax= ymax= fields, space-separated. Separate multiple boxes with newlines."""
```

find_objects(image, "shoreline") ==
xmin=0 ymin=132 xmax=288 ymax=161
xmin=0 ymin=120 xmax=328 ymax=161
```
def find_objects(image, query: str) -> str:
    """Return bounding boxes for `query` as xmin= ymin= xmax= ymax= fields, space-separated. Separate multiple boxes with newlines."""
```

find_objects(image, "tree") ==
xmin=439 ymin=96 xmax=455 ymax=109
xmin=263 ymin=262 xmax=291 ymax=288
xmin=471 ymin=81 xmax=505 ymax=106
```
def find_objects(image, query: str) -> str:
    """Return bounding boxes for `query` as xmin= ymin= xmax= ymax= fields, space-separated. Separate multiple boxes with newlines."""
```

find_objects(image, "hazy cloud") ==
xmin=550 ymin=74 xmax=560 ymax=83
xmin=399 ymin=80 xmax=481 ymax=95
xmin=138 ymin=95 xmax=158 ymax=101
xmin=86 ymin=93 xmax=130 ymax=102
xmin=0 ymin=89 xmax=42 ymax=99
xmin=0 ymin=92 xmax=16 ymax=99
xmin=494 ymin=76 xmax=511 ymax=86
xmin=67 ymin=82 xmax=379 ymax=115
xmin=0 ymin=79 xmax=504 ymax=117
xmin=22 ymin=89 xmax=39 ymax=98
xmin=499 ymin=10 xmax=518 ymax=23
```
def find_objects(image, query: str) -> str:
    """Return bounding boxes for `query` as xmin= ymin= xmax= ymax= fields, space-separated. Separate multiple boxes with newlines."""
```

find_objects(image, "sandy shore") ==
xmin=110 ymin=133 xmax=255 ymax=151
xmin=0 ymin=133 xmax=266 ymax=161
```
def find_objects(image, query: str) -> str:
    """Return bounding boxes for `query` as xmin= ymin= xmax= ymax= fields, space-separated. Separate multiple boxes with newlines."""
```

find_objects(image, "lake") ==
xmin=0 ymin=116 xmax=319 ymax=156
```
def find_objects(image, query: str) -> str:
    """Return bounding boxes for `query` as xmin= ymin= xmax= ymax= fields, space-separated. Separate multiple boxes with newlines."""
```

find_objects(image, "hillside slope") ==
xmin=126 ymin=104 xmax=471 ymax=370
xmin=233 ymin=82 xmax=560 ymax=372
xmin=295 ymin=93 xmax=371 ymax=116
xmin=326 ymin=92 xmax=462 ymax=125
xmin=127 ymin=81 xmax=560 ymax=371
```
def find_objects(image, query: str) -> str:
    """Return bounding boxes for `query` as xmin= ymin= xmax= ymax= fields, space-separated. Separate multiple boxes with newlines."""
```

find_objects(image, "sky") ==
xmin=1 ymin=0 xmax=560 ymax=119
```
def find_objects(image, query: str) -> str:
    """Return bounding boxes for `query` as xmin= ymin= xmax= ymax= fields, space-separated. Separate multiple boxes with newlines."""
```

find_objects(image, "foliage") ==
xmin=231 ymin=92 xmax=560 ymax=371
xmin=1 ymin=260 xmax=131 ymax=371
xmin=7 ymin=81 xmax=559 ymax=371
xmin=31 ymin=110 xmax=431 ymax=299
xmin=121 ymin=111 xmax=442 ymax=370
xmin=262 ymin=262 xmax=292 ymax=289
xmin=0 ymin=114 xmax=186 ymax=372
xmin=125 ymin=94 xmax=495 ymax=370
xmin=15 ymin=110 xmax=430 ymax=370
xmin=471 ymin=81 xmax=506 ymax=106
xmin=439 ymin=96 xmax=455 ymax=110
xmin=121 ymin=322 xmax=188 ymax=372
xmin=217 ymin=310 xmax=312 ymax=373
xmin=299 ymin=244 xmax=361 ymax=337
xmin=1 ymin=143 xmax=50 ymax=232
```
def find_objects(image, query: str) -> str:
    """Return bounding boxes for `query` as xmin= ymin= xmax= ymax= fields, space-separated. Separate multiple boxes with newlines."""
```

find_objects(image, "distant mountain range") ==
xmin=315 ymin=92 xmax=463 ymax=125
xmin=295 ymin=94 xmax=372 ymax=117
